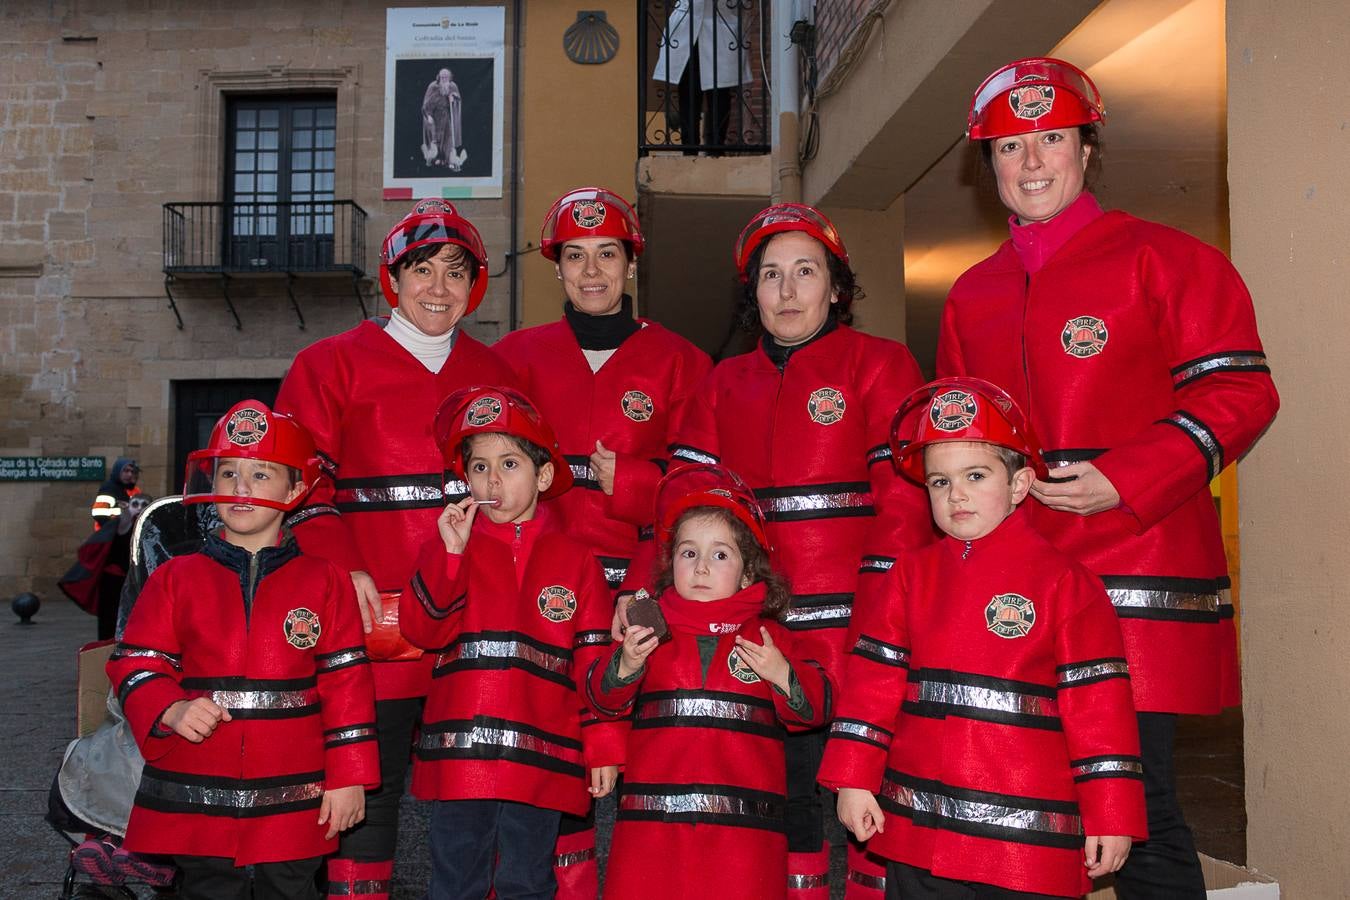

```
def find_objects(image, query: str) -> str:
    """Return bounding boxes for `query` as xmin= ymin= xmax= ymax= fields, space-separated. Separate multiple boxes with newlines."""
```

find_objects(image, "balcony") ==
xmin=161 ymin=200 xmax=368 ymax=329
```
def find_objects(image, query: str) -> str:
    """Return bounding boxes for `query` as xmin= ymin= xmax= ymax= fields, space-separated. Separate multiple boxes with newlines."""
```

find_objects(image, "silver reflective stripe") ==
xmin=909 ymin=678 xmax=1057 ymax=718
xmin=570 ymin=462 xmax=595 ymax=482
xmin=318 ymin=648 xmax=367 ymax=671
xmin=1173 ymin=353 xmax=1267 ymax=385
xmin=620 ymin=790 xmax=779 ymax=818
xmin=574 ymin=631 xmax=611 ymax=647
xmin=337 ymin=484 xmax=442 ymax=504
xmin=438 ymin=638 xmax=571 ymax=675
xmin=757 ymin=490 xmax=873 ymax=514
xmin=881 ymin=777 xmax=1081 ymax=837
xmin=1058 ymin=659 xmax=1129 ymax=687
xmin=287 ymin=504 xmax=337 ymax=526
xmin=1107 ymin=589 xmax=1219 ymax=613
xmin=444 ymin=479 xmax=469 ymax=495
xmin=603 ymin=564 xmax=628 ymax=584
xmin=867 ymin=446 xmax=891 ymax=465
xmin=555 ymin=848 xmax=596 ymax=867
xmin=209 ymin=688 xmax=319 ymax=710
xmin=419 ymin=722 xmax=583 ymax=765
xmin=1166 ymin=411 xmax=1221 ymax=478
xmin=113 ymin=647 xmax=182 ymax=670
xmin=1074 ymin=758 xmax=1143 ymax=778
xmin=830 ymin=719 xmax=890 ymax=745
xmin=639 ymin=696 xmax=777 ymax=727
xmin=859 ymin=557 xmax=894 ymax=573
xmin=854 ymin=636 xmax=907 ymax=666
xmin=120 ymin=670 xmax=162 ymax=696
xmin=138 ymin=772 xmax=324 ymax=809
xmin=847 ymin=870 xmax=886 ymax=890
xmin=782 ymin=603 xmax=852 ymax=625
xmin=788 ymin=873 xmax=829 ymax=889
xmin=327 ymin=880 xmax=391 ymax=896
xmin=672 ymin=446 xmax=719 ymax=465
xmin=326 ymin=725 xmax=377 ymax=744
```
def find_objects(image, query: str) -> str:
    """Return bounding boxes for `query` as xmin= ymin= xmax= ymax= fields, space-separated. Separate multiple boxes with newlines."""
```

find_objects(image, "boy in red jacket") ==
xmin=399 ymin=386 xmax=622 ymax=899
xmin=107 ymin=400 xmax=378 ymax=900
xmin=818 ymin=379 xmax=1146 ymax=898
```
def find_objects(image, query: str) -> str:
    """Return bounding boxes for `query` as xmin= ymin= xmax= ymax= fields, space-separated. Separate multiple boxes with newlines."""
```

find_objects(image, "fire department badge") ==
xmin=465 ymin=396 xmax=503 ymax=427
xmin=284 ymin=607 xmax=321 ymax=649
xmin=985 ymin=593 xmax=1035 ymax=639
xmin=807 ymin=387 xmax=846 ymax=425
xmin=415 ymin=198 xmax=453 ymax=215
xmin=538 ymin=585 xmax=578 ymax=622
xmin=726 ymin=648 xmax=761 ymax=684
xmin=621 ymin=390 xmax=654 ymax=422
xmin=930 ymin=390 xmax=979 ymax=432
xmin=572 ymin=200 xmax=607 ymax=229
xmin=1009 ymin=76 xmax=1055 ymax=120
xmin=1061 ymin=316 xmax=1109 ymax=358
xmin=225 ymin=407 xmax=268 ymax=446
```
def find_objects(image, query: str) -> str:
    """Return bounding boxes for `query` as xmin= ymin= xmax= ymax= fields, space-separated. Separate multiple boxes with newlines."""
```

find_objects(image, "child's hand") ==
xmin=617 ymin=624 xmax=659 ymax=679
xmin=437 ymin=496 xmax=478 ymax=554
xmin=590 ymin=440 xmax=617 ymax=496
xmin=318 ymin=785 xmax=366 ymax=840
xmin=161 ymin=697 xmax=232 ymax=742
xmin=733 ymin=627 xmax=791 ymax=693
xmin=836 ymin=788 xmax=885 ymax=841
xmin=1084 ymin=834 xmax=1131 ymax=878
xmin=611 ymin=593 xmax=632 ymax=642
xmin=589 ymin=765 xmax=619 ymax=799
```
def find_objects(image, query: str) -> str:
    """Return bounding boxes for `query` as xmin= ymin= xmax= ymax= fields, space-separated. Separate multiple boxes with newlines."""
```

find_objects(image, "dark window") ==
xmin=226 ymin=95 xmax=337 ymax=270
xmin=172 ymin=379 xmax=283 ymax=493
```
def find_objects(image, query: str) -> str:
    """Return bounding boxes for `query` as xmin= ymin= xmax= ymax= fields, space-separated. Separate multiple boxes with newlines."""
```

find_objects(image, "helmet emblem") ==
xmin=1009 ymin=81 xmax=1055 ymax=120
xmin=726 ymin=647 xmax=761 ymax=683
xmin=284 ymin=607 xmax=321 ymax=649
xmin=225 ymin=407 xmax=269 ymax=446
xmin=414 ymin=198 xmax=453 ymax=215
xmin=464 ymin=397 xmax=503 ymax=427
xmin=930 ymin=390 xmax=978 ymax=432
xmin=621 ymin=390 xmax=654 ymax=422
xmin=985 ymin=593 xmax=1035 ymax=639
xmin=807 ymin=387 xmax=846 ymax=425
xmin=572 ymin=201 xmax=607 ymax=229
xmin=538 ymin=584 xmax=578 ymax=622
xmin=1061 ymin=316 xmax=1109 ymax=358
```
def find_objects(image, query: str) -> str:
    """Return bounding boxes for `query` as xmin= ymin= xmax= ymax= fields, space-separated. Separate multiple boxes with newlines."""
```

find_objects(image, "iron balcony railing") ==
xmin=639 ymin=0 xmax=770 ymax=156
xmin=162 ymin=200 xmax=367 ymax=275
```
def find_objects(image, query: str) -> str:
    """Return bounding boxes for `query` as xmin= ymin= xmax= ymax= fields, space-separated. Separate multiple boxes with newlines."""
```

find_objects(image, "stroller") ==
xmin=47 ymin=497 xmax=222 ymax=898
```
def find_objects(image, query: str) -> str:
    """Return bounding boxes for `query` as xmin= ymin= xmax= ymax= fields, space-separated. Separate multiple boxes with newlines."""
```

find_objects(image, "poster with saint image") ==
xmin=384 ymin=7 xmax=505 ymax=199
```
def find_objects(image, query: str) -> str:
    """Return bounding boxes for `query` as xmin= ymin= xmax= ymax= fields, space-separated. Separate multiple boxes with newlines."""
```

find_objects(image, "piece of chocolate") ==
xmin=625 ymin=589 xmax=670 ymax=643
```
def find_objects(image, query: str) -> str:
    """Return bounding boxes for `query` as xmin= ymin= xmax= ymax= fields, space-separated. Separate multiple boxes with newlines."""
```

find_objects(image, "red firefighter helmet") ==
xmin=378 ymin=198 xmax=490 ymax=312
xmin=183 ymin=399 xmax=320 ymax=511
xmin=890 ymin=377 xmax=1047 ymax=484
xmin=539 ymin=187 xmax=645 ymax=261
xmin=733 ymin=203 xmax=849 ymax=282
xmin=434 ymin=385 xmax=572 ymax=500
xmin=967 ymin=57 xmax=1105 ymax=141
xmin=655 ymin=464 xmax=770 ymax=552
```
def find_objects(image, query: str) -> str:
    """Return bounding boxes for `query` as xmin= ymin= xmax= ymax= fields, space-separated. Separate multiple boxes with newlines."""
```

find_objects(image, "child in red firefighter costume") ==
xmin=107 ymin=400 xmax=378 ymax=899
xmin=937 ymin=58 xmax=1279 ymax=896
xmin=655 ymin=202 xmax=931 ymax=898
xmin=397 ymin=385 xmax=623 ymax=898
xmin=591 ymin=464 xmax=834 ymax=899
xmin=275 ymin=199 xmax=519 ymax=899
xmin=493 ymin=187 xmax=711 ymax=895
xmin=818 ymin=378 xmax=1147 ymax=898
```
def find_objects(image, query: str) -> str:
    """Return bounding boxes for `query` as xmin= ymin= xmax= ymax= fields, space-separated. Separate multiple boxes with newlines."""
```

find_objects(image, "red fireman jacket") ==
xmin=668 ymin=324 xmax=932 ymax=680
xmin=587 ymin=586 xmax=833 ymax=900
xmin=818 ymin=508 xmax=1146 ymax=898
xmin=398 ymin=505 xmax=623 ymax=815
xmin=937 ymin=205 xmax=1279 ymax=714
xmin=276 ymin=319 xmax=519 ymax=700
xmin=493 ymin=318 xmax=711 ymax=590
xmin=107 ymin=532 xmax=379 ymax=866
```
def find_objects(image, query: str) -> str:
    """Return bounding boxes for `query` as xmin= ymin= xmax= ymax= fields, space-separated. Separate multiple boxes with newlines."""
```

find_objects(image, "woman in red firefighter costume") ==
xmin=275 ymin=199 xmax=518 ymax=900
xmin=492 ymin=187 xmax=712 ymax=895
xmin=592 ymin=464 xmax=834 ymax=899
xmin=937 ymin=58 xmax=1279 ymax=897
xmin=665 ymin=204 xmax=932 ymax=899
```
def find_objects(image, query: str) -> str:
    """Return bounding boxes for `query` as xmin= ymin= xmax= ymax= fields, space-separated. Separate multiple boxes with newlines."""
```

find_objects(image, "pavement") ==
xmin=4 ymin=595 xmax=1245 ymax=898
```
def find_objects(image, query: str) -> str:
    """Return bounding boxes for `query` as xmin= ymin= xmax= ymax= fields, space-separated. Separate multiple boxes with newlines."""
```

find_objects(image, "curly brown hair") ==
xmin=735 ymin=236 xmax=862 ymax=336
xmin=652 ymin=507 xmax=792 ymax=619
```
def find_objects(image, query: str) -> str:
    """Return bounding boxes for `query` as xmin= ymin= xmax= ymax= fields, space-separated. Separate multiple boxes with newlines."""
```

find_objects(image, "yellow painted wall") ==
xmin=517 ymin=5 xmax=638 ymax=329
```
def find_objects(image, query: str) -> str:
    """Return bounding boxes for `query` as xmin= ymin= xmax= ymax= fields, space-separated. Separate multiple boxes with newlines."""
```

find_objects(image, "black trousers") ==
xmin=174 ymin=855 xmax=320 ymax=900
xmin=337 ymin=696 xmax=423 ymax=861
xmin=786 ymin=728 xmax=826 ymax=852
xmin=1113 ymin=712 xmax=1207 ymax=899
xmin=885 ymin=861 xmax=1069 ymax=899
xmin=428 ymin=799 xmax=561 ymax=900
xmin=670 ymin=51 xmax=734 ymax=151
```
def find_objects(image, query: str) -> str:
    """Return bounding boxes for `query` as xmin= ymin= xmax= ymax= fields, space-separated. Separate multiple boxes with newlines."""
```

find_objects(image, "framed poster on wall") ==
xmin=383 ymin=6 xmax=505 ymax=199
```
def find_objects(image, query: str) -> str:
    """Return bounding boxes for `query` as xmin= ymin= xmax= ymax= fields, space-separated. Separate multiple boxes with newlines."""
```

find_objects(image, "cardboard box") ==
xmin=1087 ymin=855 xmax=1278 ymax=898
xmin=76 ymin=640 xmax=115 ymax=737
